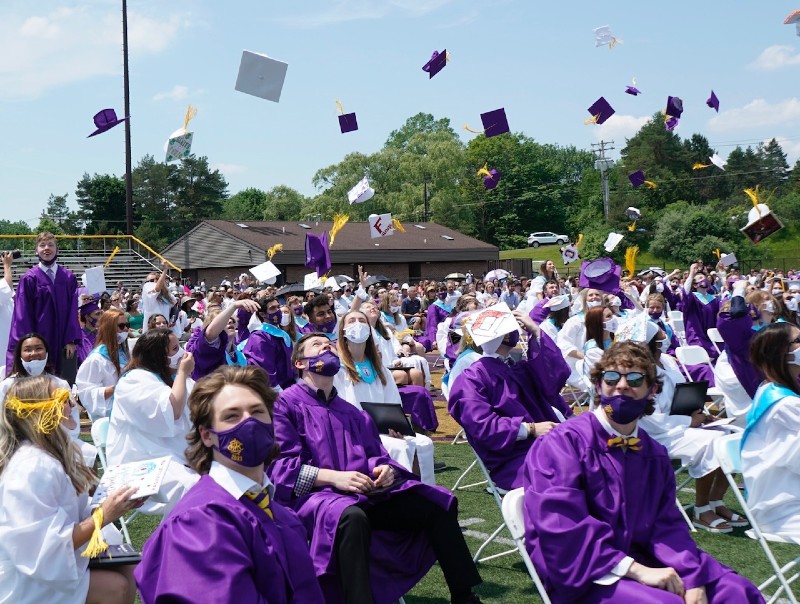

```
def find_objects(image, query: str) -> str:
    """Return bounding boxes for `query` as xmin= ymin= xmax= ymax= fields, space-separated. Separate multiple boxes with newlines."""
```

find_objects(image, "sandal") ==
xmin=710 ymin=500 xmax=749 ymax=528
xmin=693 ymin=504 xmax=733 ymax=533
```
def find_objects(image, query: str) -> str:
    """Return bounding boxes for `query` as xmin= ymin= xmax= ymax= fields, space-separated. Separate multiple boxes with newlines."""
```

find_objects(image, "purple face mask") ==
xmin=315 ymin=318 xmax=338 ymax=334
xmin=696 ymin=278 xmax=709 ymax=290
xmin=303 ymin=350 xmax=341 ymax=376
xmin=266 ymin=309 xmax=282 ymax=325
xmin=648 ymin=311 xmax=662 ymax=321
xmin=211 ymin=417 xmax=274 ymax=468
xmin=503 ymin=330 xmax=520 ymax=348
xmin=437 ymin=292 xmax=447 ymax=300
xmin=600 ymin=392 xmax=651 ymax=424
xmin=292 ymin=306 xmax=304 ymax=316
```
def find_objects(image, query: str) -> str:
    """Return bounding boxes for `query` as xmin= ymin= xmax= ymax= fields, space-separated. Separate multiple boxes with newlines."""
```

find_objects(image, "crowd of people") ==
xmin=0 ymin=231 xmax=796 ymax=602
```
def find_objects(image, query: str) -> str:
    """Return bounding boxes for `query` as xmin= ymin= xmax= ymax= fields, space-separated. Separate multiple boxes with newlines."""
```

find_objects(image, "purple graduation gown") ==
xmin=417 ymin=302 xmax=449 ymax=352
xmin=716 ymin=299 xmax=762 ymax=399
xmin=523 ymin=412 xmax=763 ymax=603
xmin=76 ymin=329 xmax=96 ymax=366
xmin=6 ymin=265 xmax=81 ymax=374
xmin=529 ymin=299 xmax=550 ymax=325
xmin=681 ymin=292 xmax=720 ymax=362
xmin=269 ymin=383 xmax=455 ymax=604
xmin=135 ymin=475 xmax=324 ymax=604
xmin=185 ymin=327 xmax=233 ymax=381
xmin=236 ymin=307 xmax=253 ymax=345
xmin=447 ymin=332 xmax=572 ymax=490
xmin=242 ymin=330 xmax=296 ymax=390
xmin=398 ymin=385 xmax=439 ymax=432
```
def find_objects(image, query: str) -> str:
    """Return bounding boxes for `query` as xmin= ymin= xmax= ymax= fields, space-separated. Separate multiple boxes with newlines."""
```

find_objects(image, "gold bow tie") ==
xmin=607 ymin=436 xmax=641 ymax=451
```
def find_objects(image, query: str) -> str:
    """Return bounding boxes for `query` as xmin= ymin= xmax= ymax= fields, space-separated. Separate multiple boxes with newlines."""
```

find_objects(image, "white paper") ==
xmin=368 ymin=213 xmax=394 ymax=239
xmin=81 ymin=266 xmax=106 ymax=295
xmin=466 ymin=302 xmax=519 ymax=346
xmin=304 ymin=272 xmax=323 ymax=290
xmin=709 ymin=153 xmax=726 ymax=171
xmin=91 ymin=456 xmax=170 ymax=505
xmin=235 ymin=50 xmax=288 ymax=103
xmin=348 ymin=177 xmax=375 ymax=204
xmin=603 ymin=232 xmax=624 ymax=252
xmin=719 ymin=253 xmax=737 ymax=268
xmin=249 ymin=260 xmax=281 ymax=283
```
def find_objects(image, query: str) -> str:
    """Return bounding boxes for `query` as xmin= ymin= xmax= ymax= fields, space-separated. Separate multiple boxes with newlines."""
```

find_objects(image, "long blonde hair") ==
xmin=0 ymin=376 xmax=96 ymax=494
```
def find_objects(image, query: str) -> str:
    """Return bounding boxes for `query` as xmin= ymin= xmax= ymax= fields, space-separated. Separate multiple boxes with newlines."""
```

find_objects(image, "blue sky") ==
xmin=1 ymin=0 xmax=799 ymax=229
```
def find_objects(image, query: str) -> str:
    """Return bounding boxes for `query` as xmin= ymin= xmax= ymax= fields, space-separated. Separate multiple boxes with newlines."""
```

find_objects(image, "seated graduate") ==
xmin=523 ymin=341 xmax=762 ymax=603
xmin=448 ymin=310 xmax=571 ymax=491
xmin=75 ymin=309 xmax=131 ymax=420
xmin=135 ymin=366 xmax=324 ymax=604
xmin=242 ymin=297 xmax=297 ymax=392
xmin=0 ymin=376 xmax=142 ymax=604
xmin=269 ymin=333 xmax=483 ymax=604
xmin=741 ymin=323 xmax=800 ymax=544
xmin=107 ymin=328 xmax=198 ymax=515
xmin=365 ymin=300 xmax=428 ymax=388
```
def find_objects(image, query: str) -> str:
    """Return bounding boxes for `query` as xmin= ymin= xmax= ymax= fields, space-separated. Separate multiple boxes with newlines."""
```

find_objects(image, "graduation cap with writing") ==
xmin=165 ymin=105 xmax=197 ymax=163
xmin=249 ymin=261 xmax=281 ymax=285
xmin=579 ymin=258 xmax=622 ymax=293
xmin=235 ymin=50 xmax=288 ymax=103
xmin=741 ymin=187 xmax=784 ymax=244
xmin=706 ymin=90 xmax=720 ymax=112
xmin=422 ymin=50 xmax=447 ymax=78
xmin=304 ymin=232 xmax=331 ymax=277
xmin=586 ymin=97 xmax=615 ymax=124
xmin=87 ymin=109 xmax=128 ymax=138
xmin=348 ymin=177 xmax=374 ymax=204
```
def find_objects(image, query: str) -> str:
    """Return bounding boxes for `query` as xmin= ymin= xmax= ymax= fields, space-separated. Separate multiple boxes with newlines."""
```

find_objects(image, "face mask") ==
xmin=696 ymin=278 xmax=709 ymax=290
xmin=38 ymin=252 xmax=57 ymax=267
xmin=168 ymin=346 xmax=185 ymax=369
xmin=657 ymin=337 xmax=670 ymax=354
xmin=22 ymin=355 xmax=48 ymax=376
xmin=655 ymin=283 xmax=664 ymax=293
xmin=788 ymin=350 xmax=800 ymax=367
xmin=210 ymin=417 xmax=274 ymax=467
xmin=600 ymin=392 xmax=651 ymax=424
xmin=772 ymin=289 xmax=783 ymax=295
xmin=586 ymin=300 xmax=602 ymax=309
xmin=604 ymin=317 xmax=619 ymax=333
xmin=344 ymin=322 xmax=370 ymax=344
xmin=437 ymin=292 xmax=447 ymax=301
xmin=648 ymin=311 xmax=662 ymax=321
xmin=315 ymin=318 xmax=338 ymax=334
xmin=303 ymin=350 xmax=341 ymax=376
xmin=266 ymin=310 xmax=282 ymax=325
xmin=117 ymin=331 xmax=129 ymax=344
xmin=762 ymin=301 xmax=775 ymax=314
xmin=503 ymin=330 xmax=520 ymax=348
xmin=292 ymin=306 xmax=304 ymax=316
xmin=389 ymin=305 xmax=402 ymax=314
xmin=280 ymin=312 xmax=292 ymax=327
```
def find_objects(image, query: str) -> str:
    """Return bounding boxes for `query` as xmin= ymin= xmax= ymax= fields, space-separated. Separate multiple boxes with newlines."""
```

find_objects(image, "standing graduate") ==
xmin=523 ymin=341 xmax=762 ymax=603
xmin=6 ymin=232 xmax=82 ymax=375
xmin=242 ymin=296 xmax=296 ymax=392
xmin=681 ymin=262 xmax=722 ymax=363
xmin=135 ymin=366 xmax=324 ymax=604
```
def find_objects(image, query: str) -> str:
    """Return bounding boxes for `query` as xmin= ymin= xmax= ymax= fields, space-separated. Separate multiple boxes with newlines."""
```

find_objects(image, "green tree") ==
xmin=650 ymin=202 xmax=741 ymax=264
xmin=222 ymin=187 xmax=267 ymax=220
xmin=170 ymin=156 xmax=228 ymax=229
xmin=0 ymin=219 xmax=33 ymax=252
xmin=262 ymin=186 xmax=305 ymax=221
xmin=75 ymin=173 xmax=126 ymax=245
xmin=385 ymin=113 xmax=458 ymax=150
xmin=757 ymin=138 xmax=790 ymax=194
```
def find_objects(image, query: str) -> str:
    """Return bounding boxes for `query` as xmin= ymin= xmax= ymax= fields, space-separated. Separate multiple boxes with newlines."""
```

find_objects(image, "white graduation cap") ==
xmin=165 ymin=129 xmax=193 ymax=163
xmin=81 ymin=266 xmax=106 ymax=295
xmin=303 ymin=272 xmax=324 ymax=291
xmin=719 ymin=253 xmax=738 ymax=268
xmin=593 ymin=25 xmax=621 ymax=48
xmin=603 ymin=232 xmax=624 ymax=252
xmin=368 ymin=213 xmax=394 ymax=239
xmin=348 ymin=177 xmax=375 ymax=204
xmin=560 ymin=243 xmax=580 ymax=265
xmin=614 ymin=312 xmax=658 ymax=343
xmin=465 ymin=302 xmax=519 ymax=347
xmin=625 ymin=206 xmax=641 ymax=221
xmin=249 ymin=261 xmax=281 ymax=284
xmin=235 ymin=50 xmax=288 ymax=103
xmin=709 ymin=153 xmax=726 ymax=171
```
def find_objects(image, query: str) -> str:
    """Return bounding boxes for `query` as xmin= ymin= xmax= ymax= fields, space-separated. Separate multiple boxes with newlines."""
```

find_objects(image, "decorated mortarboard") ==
xmin=560 ymin=233 xmax=583 ymax=265
xmin=87 ymin=108 xmax=128 ymax=138
xmin=477 ymin=163 xmax=501 ymax=190
xmin=665 ymin=96 xmax=684 ymax=119
xmin=784 ymin=9 xmax=800 ymax=36
xmin=741 ymin=186 xmax=784 ymax=244
xmin=368 ymin=213 xmax=405 ymax=239
xmin=593 ymin=25 xmax=622 ymax=49
xmin=585 ymin=97 xmax=615 ymax=125
xmin=249 ymin=260 xmax=281 ymax=284
xmin=603 ymin=232 xmax=624 ymax=252
xmin=81 ymin=266 xmax=107 ymax=295
xmin=719 ymin=252 xmax=738 ymax=268
xmin=465 ymin=302 xmax=518 ymax=347
xmin=628 ymin=170 xmax=656 ymax=189
xmin=235 ymin=50 xmax=288 ymax=103
xmin=304 ymin=232 xmax=331 ymax=277
xmin=579 ymin=257 xmax=622 ymax=293
xmin=706 ymin=90 xmax=720 ymax=113
xmin=336 ymin=100 xmax=358 ymax=133
xmin=544 ymin=294 xmax=570 ymax=311
xmin=615 ymin=312 xmax=658 ymax=343
xmin=422 ymin=50 xmax=448 ymax=78
xmin=303 ymin=272 xmax=325 ymax=291
xmin=348 ymin=177 xmax=375 ymax=204
xmin=164 ymin=105 xmax=197 ymax=163
xmin=625 ymin=207 xmax=642 ymax=221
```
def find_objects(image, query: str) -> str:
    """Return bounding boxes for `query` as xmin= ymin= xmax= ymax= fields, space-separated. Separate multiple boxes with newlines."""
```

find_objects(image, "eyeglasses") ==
xmin=601 ymin=370 xmax=646 ymax=388
xmin=117 ymin=322 xmax=130 ymax=330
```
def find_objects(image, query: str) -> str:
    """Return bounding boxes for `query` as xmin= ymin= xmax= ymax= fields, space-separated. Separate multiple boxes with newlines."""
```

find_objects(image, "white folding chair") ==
xmin=714 ymin=433 xmax=800 ymax=603
xmin=667 ymin=310 xmax=688 ymax=346
xmin=501 ymin=489 xmax=552 ymax=604
xmin=674 ymin=345 xmax=726 ymax=413
xmin=469 ymin=453 xmax=516 ymax=563
xmin=90 ymin=418 xmax=135 ymax=545
xmin=706 ymin=327 xmax=725 ymax=356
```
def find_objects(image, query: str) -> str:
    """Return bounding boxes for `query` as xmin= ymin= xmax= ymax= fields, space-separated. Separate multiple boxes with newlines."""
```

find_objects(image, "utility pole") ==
xmin=422 ymin=178 xmax=430 ymax=222
xmin=122 ymin=0 xmax=133 ymax=236
xmin=591 ymin=140 xmax=615 ymax=221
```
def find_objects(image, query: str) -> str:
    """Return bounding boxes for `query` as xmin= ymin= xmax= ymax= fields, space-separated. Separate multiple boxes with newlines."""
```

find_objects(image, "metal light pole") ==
xmin=122 ymin=0 xmax=134 ymax=236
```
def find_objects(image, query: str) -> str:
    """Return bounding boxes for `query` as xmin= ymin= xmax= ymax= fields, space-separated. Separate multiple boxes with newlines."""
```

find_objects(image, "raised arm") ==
xmin=205 ymin=299 xmax=259 ymax=342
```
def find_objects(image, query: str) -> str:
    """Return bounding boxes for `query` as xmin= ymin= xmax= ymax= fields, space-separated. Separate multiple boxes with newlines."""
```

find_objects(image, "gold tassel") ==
xmin=713 ymin=248 xmax=721 ymax=261
xmin=644 ymin=180 xmax=657 ymax=189
xmin=183 ymin=105 xmax=198 ymax=132
xmin=627 ymin=222 xmax=637 ymax=232
xmin=392 ymin=217 xmax=405 ymax=233
xmin=6 ymin=388 xmax=70 ymax=434
xmin=744 ymin=186 xmax=762 ymax=215
xmin=583 ymin=114 xmax=600 ymax=125
xmin=266 ymin=243 xmax=283 ymax=260
xmin=693 ymin=162 xmax=711 ymax=170
xmin=335 ymin=99 xmax=344 ymax=115
xmin=328 ymin=214 xmax=350 ymax=247
xmin=463 ymin=124 xmax=484 ymax=135
xmin=476 ymin=163 xmax=491 ymax=178
xmin=576 ymin=234 xmax=583 ymax=248
xmin=625 ymin=246 xmax=639 ymax=278
xmin=104 ymin=246 xmax=120 ymax=267
xmin=394 ymin=328 xmax=414 ymax=342
xmin=81 ymin=507 xmax=108 ymax=558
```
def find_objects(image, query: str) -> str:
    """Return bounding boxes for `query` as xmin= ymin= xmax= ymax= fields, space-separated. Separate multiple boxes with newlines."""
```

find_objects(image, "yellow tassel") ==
xmin=392 ymin=217 xmax=405 ymax=233
xmin=81 ymin=507 xmax=108 ymax=558
xmin=328 ymin=214 xmax=350 ymax=247
xmin=445 ymin=51 xmax=451 ymax=62
xmin=576 ymin=234 xmax=583 ymax=248
xmin=335 ymin=99 xmax=344 ymax=115
xmin=625 ymin=246 xmax=639 ymax=278
xmin=608 ymin=37 xmax=622 ymax=49
xmin=693 ymin=162 xmax=711 ymax=170
xmin=583 ymin=114 xmax=600 ymax=125
xmin=266 ymin=243 xmax=283 ymax=260
xmin=394 ymin=328 xmax=414 ymax=342
xmin=627 ymin=222 xmax=637 ymax=232
xmin=183 ymin=105 xmax=198 ymax=132
xmin=104 ymin=246 xmax=120 ymax=267
xmin=644 ymin=180 xmax=657 ymax=189
xmin=463 ymin=124 xmax=484 ymax=135
xmin=713 ymin=248 xmax=721 ymax=261
xmin=476 ymin=163 xmax=491 ymax=178
xmin=744 ymin=186 xmax=761 ymax=209
xmin=6 ymin=388 xmax=70 ymax=434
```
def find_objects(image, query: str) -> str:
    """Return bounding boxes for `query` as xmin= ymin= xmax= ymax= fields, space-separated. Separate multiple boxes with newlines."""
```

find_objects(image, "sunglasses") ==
xmin=601 ymin=370 xmax=646 ymax=388
xmin=117 ymin=322 xmax=130 ymax=330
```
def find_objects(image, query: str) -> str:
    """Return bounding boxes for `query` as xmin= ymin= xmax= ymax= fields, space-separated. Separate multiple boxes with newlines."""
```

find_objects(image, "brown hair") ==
xmin=584 ymin=306 xmax=608 ymax=351
xmin=589 ymin=341 xmax=660 ymax=414
xmin=35 ymin=232 xmax=57 ymax=247
xmin=95 ymin=309 xmax=129 ymax=377
xmin=336 ymin=311 xmax=387 ymax=386
xmin=185 ymin=366 xmax=278 ymax=474
xmin=147 ymin=313 xmax=169 ymax=330
xmin=749 ymin=323 xmax=800 ymax=396
xmin=122 ymin=328 xmax=174 ymax=385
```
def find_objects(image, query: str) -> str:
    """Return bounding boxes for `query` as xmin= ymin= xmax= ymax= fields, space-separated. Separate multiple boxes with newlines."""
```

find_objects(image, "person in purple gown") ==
xmin=419 ymin=284 xmax=451 ymax=352
xmin=299 ymin=294 xmax=339 ymax=338
xmin=135 ymin=365 xmax=325 ymax=604
xmin=448 ymin=311 xmax=572 ymax=491
xmin=269 ymin=333 xmax=483 ymax=604
xmin=6 ymin=232 xmax=81 ymax=374
xmin=76 ymin=298 xmax=102 ymax=366
xmin=523 ymin=341 xmax=763 ymax=603
xmin=242 ymin=296 xmax=297 ymax=392
xmin=681 ymin=262 xmax=721 ymax=362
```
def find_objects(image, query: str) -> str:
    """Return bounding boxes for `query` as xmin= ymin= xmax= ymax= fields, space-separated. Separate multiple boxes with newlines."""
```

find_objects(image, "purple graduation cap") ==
xmin=338 ymin=113 xmax=358 ymax=134
xmin=587 ymin=97 xmax=615 ymax=124
xmin=480 ymin=108 xmax=510 ymax=138
xmin=78 ymin=298 xmax=100 ymax=317
xmin=578 ymin=257 xmax=622 ymax=293
xmin=87 ymin=108 xmax=129 ymax=138
xmin=665 ymin=96 xmax=683 ymax=118
xmin=706 ymin=90 xmax=720 ymax=112
xmin=422 ymin=50 xmax=447 ymax=78
xmin=483 ymin=169 xmax=501 ymax=190
xmin=625 ymin=85 xmax=641 ymax=96
xmin=628 ymin=169 xmax=646 ymax=188
xmin=305 ymin=232 xmax=331 ymax=278
xmin=664 ymin=116 xmax=679 ymax=132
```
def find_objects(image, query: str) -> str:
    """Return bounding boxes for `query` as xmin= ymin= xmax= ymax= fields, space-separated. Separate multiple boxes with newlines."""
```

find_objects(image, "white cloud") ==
xmin=153 ymin=85 xmax=189 ymax=102
xmin=213 ymin=163 xmax=248 ymax=176
xmin=707 ymin=98 xmax=800 ymax=132
xmin=0 ymin=5 xmax=189 ymax=100
xmin=748 ymin=45 xmax=800 ymax=71
xmin=593 ymin=114 xmax=650 ymax=145
xmin=274 ymin=0 xmax=455 ymax=28
xmin=769 ymin=136 xmax=800 ymax=165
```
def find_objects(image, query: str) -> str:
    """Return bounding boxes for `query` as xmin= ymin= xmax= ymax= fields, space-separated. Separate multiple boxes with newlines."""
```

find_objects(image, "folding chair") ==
xmin=468 ymin=453 xmax=516 ymax=563
xmin=501 ymin=489 xmax=552 ymax=604
xmin=707 ymin=327 xmax=725 ymax=356
xmin=91 ymin=418 xmax=135 ymax=545
xmin=667 ymin=310 xmax=688 ymax=346
xmin=674 ymin=345 xmax=726 ymax=413
xmin=714 ymin=433 xmax=800 ymax=603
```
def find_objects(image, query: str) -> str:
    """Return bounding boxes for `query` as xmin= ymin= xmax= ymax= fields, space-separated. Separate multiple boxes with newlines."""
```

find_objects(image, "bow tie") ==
xmin=607 ymin=436 xmax=641 ymax=451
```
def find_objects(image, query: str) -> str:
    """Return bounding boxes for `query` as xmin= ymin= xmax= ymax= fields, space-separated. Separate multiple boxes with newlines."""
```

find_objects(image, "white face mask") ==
xmin=280 ymin=312 xmax=292 ymax=327
xmin=344 ymin=322 xmax=370 ymax=344
xmin=603 ymin=317 xmax=619 ymax=333
xmin=772 ymin=289 xmax=783 ymax=295
xmin=788 ymin=350 xmax=800 ymax=367
xmin=586 ymin=300 xmax=602 ymax=309
xmin=389 ymin=305 xmax=402 ymax=314
xmin=22 ymin=354 xmax=48 ymax=376
xmin=655 ymin=283 xmax=664 ymax=293
xmin=657 ymin=337 xmax=670 ymax=354
xmin=762 ymin=301 xmax=776 ymax=314
xmin=168 ymin=346 xmax=185 ymax=369
xmin=117 ymin=331 xmax=129 ymax=344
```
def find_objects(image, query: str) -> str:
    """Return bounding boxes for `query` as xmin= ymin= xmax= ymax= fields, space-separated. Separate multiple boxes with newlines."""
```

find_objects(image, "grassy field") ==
xmin=124 ymin=441 xmax=800 ymax=603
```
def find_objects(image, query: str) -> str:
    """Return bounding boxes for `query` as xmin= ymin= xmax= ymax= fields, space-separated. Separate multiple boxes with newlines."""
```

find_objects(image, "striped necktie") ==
xmin=46 ymin=267 xmax=55 ymax=282
xmin=244 ymin=487 xmax=274 ymax=519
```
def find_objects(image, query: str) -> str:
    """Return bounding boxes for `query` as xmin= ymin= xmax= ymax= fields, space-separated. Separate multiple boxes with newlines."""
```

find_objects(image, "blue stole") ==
xmin=354 ymin=359 xmax=377 ymax=384
xmin=95 ymin=344 xmax=128 ymax=367
xmin=433 ymin=300 xmax=453 ymax=313
xmin=225 ymin=347 xmax=246 ymax=366
xmin=742 ymin=382 xmax=797 ymax=447
xmin=294 ymin=315 xmax=308 ymax=328
xmin=693 ymin=291 xmax=714 ymax=305
xmin=442 ymin=349 xmax=474 ymax=386
xmin=259 ymin=323 xmax=292 ymax=348
xmin=381 ymin=311 xmax=397 ymax=326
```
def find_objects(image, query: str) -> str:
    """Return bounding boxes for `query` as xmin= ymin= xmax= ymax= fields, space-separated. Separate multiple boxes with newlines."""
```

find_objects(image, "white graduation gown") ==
xmin=333 ymin=365 xmax=435 ymax=485
xmin=712 ymin=350 xmax=752 ymax=427
xmin=107 ymin=369 xmax=198 ymax=514
xmin=0 ymin=279 xmax=13 ymax=366
xmin=75 ymin=350 xmax=119 ymax=420
xmin=557 ymin=313 xmax=587 ymax=389
xmin=374 ymin=325 xmax=431 ymax=387
xmin=741 ymin=395 xmax=800 ymax=543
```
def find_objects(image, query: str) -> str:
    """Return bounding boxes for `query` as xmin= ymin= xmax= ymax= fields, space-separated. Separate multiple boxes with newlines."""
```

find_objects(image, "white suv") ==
xmin=527 ymin=231 xmax=568 ymax=248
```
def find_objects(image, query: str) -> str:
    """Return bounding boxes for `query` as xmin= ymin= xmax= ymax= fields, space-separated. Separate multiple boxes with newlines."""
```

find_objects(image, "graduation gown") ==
xmin=135 ymin=475 xmax=324 ymax=604
xmin=6 ymin=265 xmax=81 ymax=374
xmin=418 ymin=301 xmax=449 ymax=352
xmin=242 ymin=327 xmax=295 ymax=391
xmin=269 ymin=383 xmax=455 ymax=604
xmin=681 ymin=292 xmax=720 ymax=362
xmin=524 ymin=412 xmax=762 ymax=603
xmin=447 ymin=332 xmax=571 ymax=490
xmin=716 ymin=297 xmax=762 ymax=399
xmin=185 ymin=328 xmax=244 ymax=381
xmin=76 ymin=329 xmax=96 ymax=366
xmin=75 ymin=345 xmax=125 ymax=420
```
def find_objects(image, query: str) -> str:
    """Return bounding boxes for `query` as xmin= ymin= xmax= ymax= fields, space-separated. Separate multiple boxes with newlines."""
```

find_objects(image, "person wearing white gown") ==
xmin=75 ymin=309 xmax=131 ymax=420
xmin=107 ymin=328 xmax=198 ymax=515
xmin=741 ymin=322 xmax=800 ymax=543
xmin=557 ymin=288 xmax=604 ymax=388
xmin=332 ymin=310 xmax=436 ymax=485
xmin=0 ymin=375 xmax=142 ymax=604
